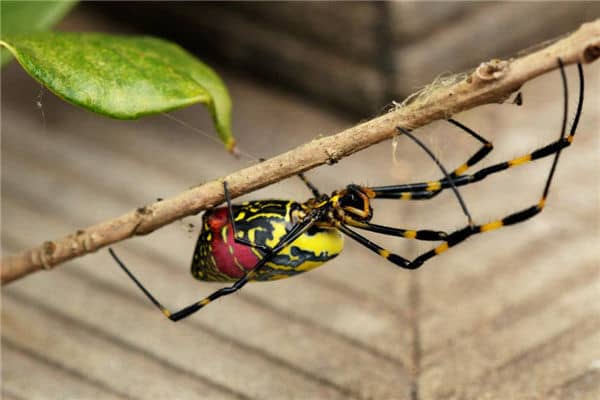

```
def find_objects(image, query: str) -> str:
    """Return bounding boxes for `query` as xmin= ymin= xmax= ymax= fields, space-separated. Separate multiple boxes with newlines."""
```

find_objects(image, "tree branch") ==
xmin=2 ymin=19 xmax=599 ymax=284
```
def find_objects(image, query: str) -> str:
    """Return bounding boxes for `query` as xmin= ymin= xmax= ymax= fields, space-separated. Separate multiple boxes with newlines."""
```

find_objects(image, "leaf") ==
xmin=1 ymin=0 xmax=77 ymax=67
xmin=0 ymin=32 xmax=235 ymax=151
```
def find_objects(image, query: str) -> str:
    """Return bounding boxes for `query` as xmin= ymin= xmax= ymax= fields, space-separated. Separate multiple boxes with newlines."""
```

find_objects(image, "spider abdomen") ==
xmin=191 ymin=200 xmax=344 ymax=282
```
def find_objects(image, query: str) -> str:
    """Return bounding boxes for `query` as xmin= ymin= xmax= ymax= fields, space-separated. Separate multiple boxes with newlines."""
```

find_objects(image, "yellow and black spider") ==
xmin=110 ymin=60 xmax=584 ymax=322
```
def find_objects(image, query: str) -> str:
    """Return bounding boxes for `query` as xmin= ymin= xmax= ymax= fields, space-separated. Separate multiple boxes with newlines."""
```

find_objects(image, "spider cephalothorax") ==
xmin=332 ymin=185 xmax=375 ymax=222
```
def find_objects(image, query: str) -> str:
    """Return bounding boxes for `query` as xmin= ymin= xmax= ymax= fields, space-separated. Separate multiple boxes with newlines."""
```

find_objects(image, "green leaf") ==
xmin=0 ymin=32 xmax=235 ymax=151
xmin=1 ymin=0 xmax=77 ymax=66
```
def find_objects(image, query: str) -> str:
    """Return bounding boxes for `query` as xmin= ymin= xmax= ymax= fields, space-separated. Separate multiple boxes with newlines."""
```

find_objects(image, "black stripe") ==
xmin=502 ymin=205 xmax=541 ymax=226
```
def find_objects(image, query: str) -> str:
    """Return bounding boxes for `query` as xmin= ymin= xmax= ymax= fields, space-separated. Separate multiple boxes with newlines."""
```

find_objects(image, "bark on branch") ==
xmin=2 ymin=19 xmax=599 ymax=284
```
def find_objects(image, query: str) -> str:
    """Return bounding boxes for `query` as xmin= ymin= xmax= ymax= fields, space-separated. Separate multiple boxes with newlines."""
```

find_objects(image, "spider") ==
xmin=110 ymin=60 xmax=584 ymax=321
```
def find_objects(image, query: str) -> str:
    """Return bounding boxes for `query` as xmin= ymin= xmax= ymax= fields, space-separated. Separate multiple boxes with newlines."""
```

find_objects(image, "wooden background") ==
xmin=2 ymin=7 xmax=599 ymax=400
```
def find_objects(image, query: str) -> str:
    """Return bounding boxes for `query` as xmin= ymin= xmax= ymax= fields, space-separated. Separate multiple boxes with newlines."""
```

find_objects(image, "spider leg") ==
xmin=109 ymin=209 xmax=319 ymax=321
xmin=408 ymin=141 xmax=565 ymax=268
xmin=398 ymin=128 xmax=473 ymax=225
xmin=343 ymin=124 xmax=467 ymax=244
xmin=446 ymin=118 xmax=494 ymax=179
xmin=298 ymin=172 xmax=321 ymax=198
xmin=371 ymin=62 xmax=583 ymax=201
xmin=371 ymin=118 xmax=493 ymax=199
xmin=338 ymin=59 xmax=582 ymax=271
xmin=406 ymin=59 xmax=581 ymax=269
xmin=336 ymin=223 xmax=411 ymax=267
xmin=343 ymin=217 xmax=447 ymax=241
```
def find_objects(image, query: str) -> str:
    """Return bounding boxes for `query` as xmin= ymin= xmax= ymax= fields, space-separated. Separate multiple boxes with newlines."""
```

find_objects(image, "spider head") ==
xmin=335 ymin=185 xmax=374 ymax=221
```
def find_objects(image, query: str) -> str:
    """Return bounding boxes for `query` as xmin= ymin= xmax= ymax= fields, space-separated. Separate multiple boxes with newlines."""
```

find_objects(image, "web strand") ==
xmin=161 ymin=113 xmax=260 ymax=162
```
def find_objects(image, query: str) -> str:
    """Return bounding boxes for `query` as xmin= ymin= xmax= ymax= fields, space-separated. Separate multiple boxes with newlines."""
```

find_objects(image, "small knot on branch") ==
xmin=325 ymin=148 xmax=341 ymax=165
xmin=136 ymin=205 xmax=153 ymax=217
xmin=39 ymin=241 xmax=56 ymax=270
xmin=584 ymin=43 xmax=600 ymax=63
xmin=73 ymin=229 xmax=100 ymax=252
xmin=474 ymin=59 xmax=510 ymax=82
xmin=131 ymin=204 xmax=156 ymax=235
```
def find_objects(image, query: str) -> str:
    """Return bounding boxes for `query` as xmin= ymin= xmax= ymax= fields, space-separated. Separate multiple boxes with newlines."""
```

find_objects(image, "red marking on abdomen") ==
xmin=206 ymin=208 xmax=260 ymax=279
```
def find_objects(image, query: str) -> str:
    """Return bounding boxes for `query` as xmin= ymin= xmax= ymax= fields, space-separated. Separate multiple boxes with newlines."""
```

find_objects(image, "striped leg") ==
xmin=406 ymin=60 xmax=583 ymax=269
xmin=370 ymin=62 xmax=583 ymax=201
xmin=334 ymin=126 xmax=465 ymax=267
xmin=371 ymin=118 xmax=494 ymax=200
xmin=344 ymin=217 xmax=447 ymax=241
xmin=338 ymin=59 xmax=582 ymax=271
xmin=408 ymin=199 xmax=545 ymax=269
xmin=336 ymin=223 xmax=411 ymax=267
xmin=109 ymin=209 xmax=320 ymax=321
xmin=341 ymin=193 xmax=550 ymax=270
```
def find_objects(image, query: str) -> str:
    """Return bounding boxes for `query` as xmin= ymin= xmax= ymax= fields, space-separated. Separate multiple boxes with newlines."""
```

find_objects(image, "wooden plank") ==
xmin=2 ymin=340 xmax=126 ymax=399
xmin=389 ymin=2 xmax=486 ymax=40
xmin=221 ymin=3 xmax=378 ymax=60
xmin=457 ymin=322 xmax=600 ymax=400
xmin=547 ymin=370 xmax=600 ymax=400
xmin=420 ymin=281 xmax=600 ymax=399
xmin=393 ymin=2 xmax=600 ymax=94
xmin=2 ymin=294 xmax=247 ymax=400
xmin=421 ymin=238 xmax=598 ymax=357
xmin=3 ymin=269 xmax=354 ymax=400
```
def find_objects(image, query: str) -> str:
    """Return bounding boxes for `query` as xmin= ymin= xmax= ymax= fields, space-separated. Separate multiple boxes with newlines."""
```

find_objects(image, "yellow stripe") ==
xmin=401 ymin=192 xmax=412 ymax=200
xmin=404 ymin=230 xmax=417 ymax=239
xmin=265 ymin=262 xmax=294 ymax=271
xmin=232 ymin=256 xmax=246 ymax=273
xmin=161 ymin=308 xmax=172 ymax=317
xmin=426 ymin=181 xmax=442 ymax=191
xmin=434 ymin=242 xmax=449 ymax=254
xmin=567 ymin=135 xmax=574 ymax=143
xmin=538 ymin=197 xmax=546 ymax=209
xmin=221 ymin=226 xmax=229 ymax=243
xmin=234 ymin=211 xmax=246 ymax=221
xmin=347 ymin=219 xmax=368 ymax=228
xmin=199 ymin=298 xmax=211 ymax=306
xmin=480 ymin=220 xmax=503 ymax=232
xmin=508 ymin=154 xmax=532 ymax=167
xmin=262 ymin=274 xmax=290 ymax=281
xmin=246 ymin=212 xmax=285 ymax=222
xmin=363 ymin=187 xmax=376 ymax=198
xmin=378 ymin=249 xmax=391 ymax=258
xmin=454 ymin=163 xmax=469 ymax=176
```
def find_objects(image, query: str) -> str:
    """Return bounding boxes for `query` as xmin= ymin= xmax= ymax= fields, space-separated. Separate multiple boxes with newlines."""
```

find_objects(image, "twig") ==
xmin=2 ymin=20 xmax=599 ymax=284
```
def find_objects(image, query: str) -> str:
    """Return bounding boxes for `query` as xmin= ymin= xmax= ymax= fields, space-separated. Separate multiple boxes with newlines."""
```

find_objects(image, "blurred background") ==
xmin=2 ymin=3 xmax=599 ymax=400
xmin=99 ymin=1 xmax=596 ymax=115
